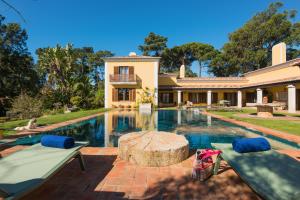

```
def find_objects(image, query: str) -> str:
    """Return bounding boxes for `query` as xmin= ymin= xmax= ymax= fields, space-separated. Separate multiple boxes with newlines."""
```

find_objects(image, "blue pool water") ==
xmin=15 ymin=110 xmax=300 ymax=149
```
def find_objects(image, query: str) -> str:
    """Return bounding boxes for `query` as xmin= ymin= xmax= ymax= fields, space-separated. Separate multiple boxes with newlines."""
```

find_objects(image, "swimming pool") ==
xmin=17 ymin=110 xmax=300 ymax=149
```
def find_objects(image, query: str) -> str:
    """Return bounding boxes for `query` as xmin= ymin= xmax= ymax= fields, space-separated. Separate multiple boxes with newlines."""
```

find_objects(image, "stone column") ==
xmin=177 ymin=90 xmax=182 ymax=105
xmin=288 ymin=85 xmax=296 ymax=113
xmin=256 ymin=88 xmax=263 ymax=104
xmin=237 ymin=90 xmax=242 ymax=108
xmin=207 ymin=90 xmax=212 ymax=108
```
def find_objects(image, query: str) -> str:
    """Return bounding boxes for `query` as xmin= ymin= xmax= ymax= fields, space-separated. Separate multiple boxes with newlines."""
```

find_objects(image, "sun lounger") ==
xmin=211 ymin=143 xmax=300 ymax=200
xmin=0 ymin=141 xmax=88 ymax=200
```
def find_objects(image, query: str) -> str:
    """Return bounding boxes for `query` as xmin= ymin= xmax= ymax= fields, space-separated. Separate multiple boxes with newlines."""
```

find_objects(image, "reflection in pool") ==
xmin=22 ymin=110 xmax=299 ymax=149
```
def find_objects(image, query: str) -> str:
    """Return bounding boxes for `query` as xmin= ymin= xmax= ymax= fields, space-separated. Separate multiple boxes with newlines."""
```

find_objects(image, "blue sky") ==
xmin=1 ymin=0 xmax=300 ymax=75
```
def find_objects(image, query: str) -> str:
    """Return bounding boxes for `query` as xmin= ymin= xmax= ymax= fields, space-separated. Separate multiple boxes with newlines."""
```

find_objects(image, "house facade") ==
xmin=104 ymin=43 xmax=300 ymax=113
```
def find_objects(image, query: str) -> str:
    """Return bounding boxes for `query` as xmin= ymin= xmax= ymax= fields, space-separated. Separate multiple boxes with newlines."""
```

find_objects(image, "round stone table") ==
xmin=256 ymin=105 xmax=274 ymax=118
xmin=118 ymin=131 xmax=189 ymax=167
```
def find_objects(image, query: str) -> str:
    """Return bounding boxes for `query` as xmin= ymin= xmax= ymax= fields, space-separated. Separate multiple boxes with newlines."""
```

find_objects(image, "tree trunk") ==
xmin=198 ymin=61 xmax=202 ymax=77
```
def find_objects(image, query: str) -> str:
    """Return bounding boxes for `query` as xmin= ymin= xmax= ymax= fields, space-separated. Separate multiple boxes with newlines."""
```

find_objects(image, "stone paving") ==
xmin=1 ymin=146 xmax=262 ymax=200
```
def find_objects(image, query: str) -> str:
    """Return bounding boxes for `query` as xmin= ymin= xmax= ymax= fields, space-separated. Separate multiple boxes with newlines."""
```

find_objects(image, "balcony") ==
xmin=109 ymin=74 xmax=138 ymax=85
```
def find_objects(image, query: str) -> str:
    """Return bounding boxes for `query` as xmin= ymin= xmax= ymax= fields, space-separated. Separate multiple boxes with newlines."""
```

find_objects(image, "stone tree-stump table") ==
xmin=118 ymin=131 xmax=189 ymax=167
xmin=256 ymin=105 xmax=274 ymax=118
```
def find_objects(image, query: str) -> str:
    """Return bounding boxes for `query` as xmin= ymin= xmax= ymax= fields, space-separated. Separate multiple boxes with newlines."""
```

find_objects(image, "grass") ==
xmin=0 ymin=108 xmax=109 ymax=136
xmin=158 ymin=107 xmax=178 ymax=110
xmin=208 ymin=108 xmax=300 ymax=136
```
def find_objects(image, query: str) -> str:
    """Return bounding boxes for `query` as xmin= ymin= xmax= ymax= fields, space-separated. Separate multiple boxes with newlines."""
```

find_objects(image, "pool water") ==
xmin=15 ymin=110 xmax=300 ymax=149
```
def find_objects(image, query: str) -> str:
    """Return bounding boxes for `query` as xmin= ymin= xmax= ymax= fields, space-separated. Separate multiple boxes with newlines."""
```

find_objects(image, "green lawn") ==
xmin=0 ymin=108 xmax=109 ymax=136
xmin=158 ymin=107 xmax=178 ymax=110
xmin=209 ymin=108 xmax=300 ymax=136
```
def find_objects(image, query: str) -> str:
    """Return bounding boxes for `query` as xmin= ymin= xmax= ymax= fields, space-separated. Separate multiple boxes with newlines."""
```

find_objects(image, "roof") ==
xmin=159 ymin=85 xmax=242 ymax=90
xmin=158 ymin=73 xmax=178 ymax=77
xmin=243 ymin=58 xmax=300 ymax=77
xmin=241 ymin=76 xmax=300 ymax=88
xmin=177 ymin=77 xmax=247 ymax=83
xmin=103 ymin=55 xmax=161 ymax=62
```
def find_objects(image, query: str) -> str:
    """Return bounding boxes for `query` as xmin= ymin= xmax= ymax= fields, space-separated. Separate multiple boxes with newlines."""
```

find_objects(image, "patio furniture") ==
xmin=211 ymin=143 xmax=300 ymax=200
xmin=0 ymin=141 xmax=88 ymax=200
xmin=271 ymin=101 xmax=287 ymax=111
xmin=64 ymin=105 xmax=79 ymax=113
xmin=218 ymin=100 xmax=230 ymax=107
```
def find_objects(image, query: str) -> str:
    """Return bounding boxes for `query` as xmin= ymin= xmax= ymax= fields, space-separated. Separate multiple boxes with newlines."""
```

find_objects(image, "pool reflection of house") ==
xmin=104 ymin=110 xmax=157 ymax=147
xmin=104 ymin=43 xmax=300 ymax=113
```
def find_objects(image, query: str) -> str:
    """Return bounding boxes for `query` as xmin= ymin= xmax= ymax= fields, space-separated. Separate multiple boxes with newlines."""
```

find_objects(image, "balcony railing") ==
xmin=109 ymin=74 xmax=137 ymax=83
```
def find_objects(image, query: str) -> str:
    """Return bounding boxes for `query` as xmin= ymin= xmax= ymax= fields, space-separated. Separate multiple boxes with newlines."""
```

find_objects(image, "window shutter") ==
xmin=112 ymin=88 xmax=118 ymax=101
xmin=114 ymin=67 xmax=119 ymax=75
xmin=129 ymin=89 xmax=132 ymax=101
xmin=129 ymin=66 xmax=134 ymax=75
xmin=132 ymin=89 xmax=136 ymax=101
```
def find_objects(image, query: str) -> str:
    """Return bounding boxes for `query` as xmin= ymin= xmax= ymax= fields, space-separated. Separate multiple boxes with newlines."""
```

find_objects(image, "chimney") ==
xmin=272 ymin=42 xmax=286 ymax=66
xmin=129 ymin=52 xmax=137 ymax=56
xmin=179 ymin=65 xmax=185 ymax=78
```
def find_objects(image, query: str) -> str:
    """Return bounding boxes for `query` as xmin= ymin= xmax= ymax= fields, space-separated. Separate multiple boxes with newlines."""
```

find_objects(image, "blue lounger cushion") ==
xmin=41 ymin=135 xmax=75 ymax=149
xmin=232 ymin=137 xmax=271 ymax=153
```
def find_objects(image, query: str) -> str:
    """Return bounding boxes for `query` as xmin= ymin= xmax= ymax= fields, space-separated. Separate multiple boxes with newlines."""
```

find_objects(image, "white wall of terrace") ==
xmin=288 ymin=84 xmax=296 ymax=113
xmin=177 ymin=90 xmax=182 ymax=105
xmin=237 ymin=90 xmax=242 ymax=108
xmin=256 ymin=88 xmax=263 ymax=104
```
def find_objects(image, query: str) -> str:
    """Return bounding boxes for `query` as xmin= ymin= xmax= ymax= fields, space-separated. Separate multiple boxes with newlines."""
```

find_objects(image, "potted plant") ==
xmin=138 ymin=87 xmax=155 ymax=112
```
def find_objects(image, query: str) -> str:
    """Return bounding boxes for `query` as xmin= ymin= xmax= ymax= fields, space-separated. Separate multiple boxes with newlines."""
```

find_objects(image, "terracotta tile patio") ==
xmin=1 ymin=146 xmax=263 ymax=200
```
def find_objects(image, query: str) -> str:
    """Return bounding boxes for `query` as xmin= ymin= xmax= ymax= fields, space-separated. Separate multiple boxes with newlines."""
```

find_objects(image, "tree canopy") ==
xmin=138 ymin=32 xmax=168 ymax=56
xmin=209 ymin=2 xmax=300 ymax=76
xmin=36 ymin=44 xmax=113 ymax=108
xmin=0 ymin=15 xmax=39 ymax=98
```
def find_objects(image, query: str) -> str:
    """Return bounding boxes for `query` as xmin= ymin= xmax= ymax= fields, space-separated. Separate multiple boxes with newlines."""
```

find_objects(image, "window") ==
xmin=162 ymin=94 xmax=169 ymax=103
xmin=246 ymin=92 xmax=256 ymax=103
xmin=113 ymin=88 xmax=135 ymax=102
xmin=159 ymin=93 xmax=173 ymax=104
xmin=118 ymin=88 xmax=130 ymax=101
xmin=212 ymin=93 xmax=218 ymax=104
xmin=188 ymin=93 xmax=207 ymax=103
xmin=119 ymin=66 xmax=129 ymax=75
xmin=276 ymin=91 xmax=288 ymax=102
xmin=224 ymin=92 xmax=237 ymax=106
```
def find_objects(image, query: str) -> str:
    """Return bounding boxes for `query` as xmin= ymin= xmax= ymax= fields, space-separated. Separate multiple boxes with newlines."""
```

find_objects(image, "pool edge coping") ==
xmin=4 ymin=111 xmax=108 ymax=139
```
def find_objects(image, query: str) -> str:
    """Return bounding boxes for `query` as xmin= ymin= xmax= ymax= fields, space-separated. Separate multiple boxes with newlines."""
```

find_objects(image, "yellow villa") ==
xmin=104 ymin=43 xmax=300 ymax=113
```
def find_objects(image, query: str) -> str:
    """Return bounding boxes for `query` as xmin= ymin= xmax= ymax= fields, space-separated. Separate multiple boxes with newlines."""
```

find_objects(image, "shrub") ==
xmin=138 ymin=87 xmax=156 ymax=104
xmin=70 ymin=96 xmax=82 ymax=108
xmin=11 ymin=93 xmax=43 ymax=119
xmin=92 ymin=89 xmax=104 ymax=108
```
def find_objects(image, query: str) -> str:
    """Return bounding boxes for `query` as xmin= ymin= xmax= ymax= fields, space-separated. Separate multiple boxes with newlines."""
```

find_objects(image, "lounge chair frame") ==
xmin=0 ymin=142 xmax=88 ymax=200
